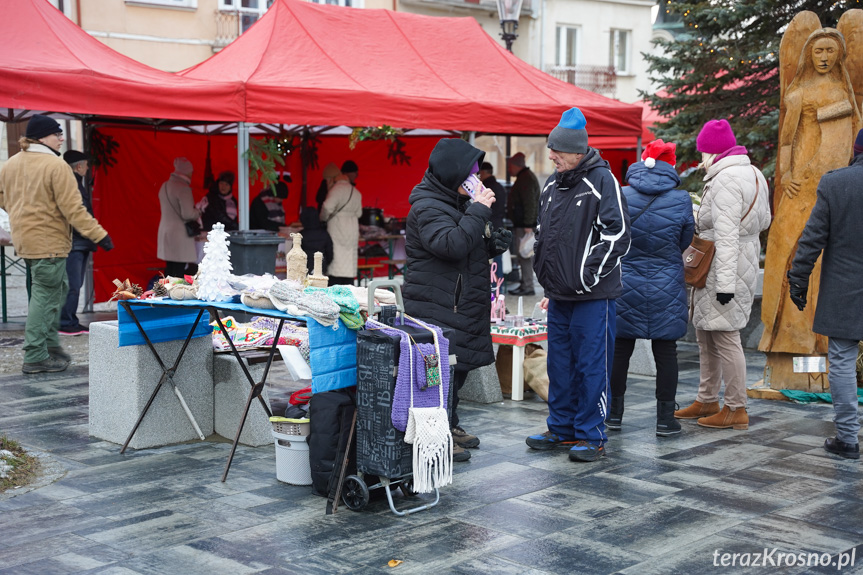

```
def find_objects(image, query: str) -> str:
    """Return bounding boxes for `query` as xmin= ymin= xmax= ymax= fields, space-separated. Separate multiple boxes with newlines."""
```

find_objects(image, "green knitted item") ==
xmin=307 ymin=286 xmax=362 ymax=328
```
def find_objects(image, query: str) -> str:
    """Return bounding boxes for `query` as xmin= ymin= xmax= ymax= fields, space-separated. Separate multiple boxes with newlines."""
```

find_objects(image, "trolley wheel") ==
xmin=341 ymin=475 xmax=370 ymax=511
xmin=400 ymin=478 xmax=418 ymax=497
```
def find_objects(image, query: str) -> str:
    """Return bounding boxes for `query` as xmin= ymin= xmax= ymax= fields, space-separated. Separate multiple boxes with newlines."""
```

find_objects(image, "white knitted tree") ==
xmin=196 ymin=222 xmax=233 ymax=302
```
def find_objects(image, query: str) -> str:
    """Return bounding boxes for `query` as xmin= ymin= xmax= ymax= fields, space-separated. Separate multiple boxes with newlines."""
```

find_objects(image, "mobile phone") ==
xmin=462 ymin=173 xmax=482 ymax=199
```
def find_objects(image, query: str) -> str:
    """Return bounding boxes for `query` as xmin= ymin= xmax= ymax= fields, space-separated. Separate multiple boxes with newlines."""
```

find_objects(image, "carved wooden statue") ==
xmin=759 ymin=10 xmax=863 ymax=386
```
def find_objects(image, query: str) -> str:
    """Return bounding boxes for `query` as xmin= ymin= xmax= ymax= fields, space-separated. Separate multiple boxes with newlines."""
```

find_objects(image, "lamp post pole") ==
xmin=497 ymin=0 xmax=523 ymax=185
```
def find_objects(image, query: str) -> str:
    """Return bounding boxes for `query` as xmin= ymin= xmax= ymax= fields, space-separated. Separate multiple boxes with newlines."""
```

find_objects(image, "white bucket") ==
xmin=272 ymin=431 xmax=312 ymax=485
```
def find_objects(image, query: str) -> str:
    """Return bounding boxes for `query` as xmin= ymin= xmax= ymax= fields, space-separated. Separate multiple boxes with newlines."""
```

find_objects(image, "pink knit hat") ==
xmin=696 ymin=119 xmax=736 ymax=154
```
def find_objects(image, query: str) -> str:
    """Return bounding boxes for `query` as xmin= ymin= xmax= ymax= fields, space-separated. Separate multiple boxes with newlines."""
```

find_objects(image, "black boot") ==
xmin=606 ymin=396 xmax=624 ymax=431
xmin=656 ymin=401 xmax=682 ymax=436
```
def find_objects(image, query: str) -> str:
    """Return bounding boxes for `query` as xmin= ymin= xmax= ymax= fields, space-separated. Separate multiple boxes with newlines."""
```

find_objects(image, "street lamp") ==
xmin=496 ymin=0 xmax=524 ymax=53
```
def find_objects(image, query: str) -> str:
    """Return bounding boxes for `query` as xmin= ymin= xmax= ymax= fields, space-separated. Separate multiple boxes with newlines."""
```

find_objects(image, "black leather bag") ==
xmin=184 ymin=220 xmax=202 ymax=237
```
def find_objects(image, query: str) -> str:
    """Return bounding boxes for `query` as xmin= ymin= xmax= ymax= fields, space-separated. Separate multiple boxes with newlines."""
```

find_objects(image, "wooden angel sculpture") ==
xmin=760 ymin=10 xmax=863 ymax=362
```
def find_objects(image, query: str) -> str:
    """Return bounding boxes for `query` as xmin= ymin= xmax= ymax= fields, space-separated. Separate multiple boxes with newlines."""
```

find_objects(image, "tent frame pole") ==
xmin=238 ymin=121 xmax=250 ymax=230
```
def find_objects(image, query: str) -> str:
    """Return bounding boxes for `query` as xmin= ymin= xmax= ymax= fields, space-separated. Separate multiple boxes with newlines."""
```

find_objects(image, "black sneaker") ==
xmin=568 ymin=440 xmax=605 ymax=462
xmin=22 ymin=356 xmax=70 ymax=374
xmin=525 ymin=431 xmax=576 ymax=450
xmin=451 ymin=426 xmax=480 ymax=448
xmin=824 ymin=437 xmax=860 ymax=460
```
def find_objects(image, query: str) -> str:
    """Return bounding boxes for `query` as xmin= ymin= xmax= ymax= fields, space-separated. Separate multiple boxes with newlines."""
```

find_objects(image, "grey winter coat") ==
xmin=691 ymin=153 xmax=772 ymax=331
xmin=157 ymin=172 xmax=200 ymax=264
xmin=789 ymin=154 xmax=863 ymax=340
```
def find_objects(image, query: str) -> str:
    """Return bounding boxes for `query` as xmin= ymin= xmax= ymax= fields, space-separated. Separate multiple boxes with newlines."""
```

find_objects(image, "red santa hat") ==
xmin=641 ymin=139 xmax=677 ymax=168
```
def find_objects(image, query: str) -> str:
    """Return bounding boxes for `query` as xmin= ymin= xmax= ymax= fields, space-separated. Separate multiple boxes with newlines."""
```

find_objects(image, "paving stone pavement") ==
xmin=1 ymin=330 xmax=862 ymax=574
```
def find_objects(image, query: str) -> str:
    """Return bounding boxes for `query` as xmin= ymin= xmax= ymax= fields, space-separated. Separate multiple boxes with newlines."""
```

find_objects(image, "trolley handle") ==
xmin=367 ymin=279 xmax=405 ymax=319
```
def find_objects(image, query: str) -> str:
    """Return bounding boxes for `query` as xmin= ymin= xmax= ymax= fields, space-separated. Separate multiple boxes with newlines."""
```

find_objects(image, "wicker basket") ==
xmin=269 ymin=417 xmax=310 ymax=437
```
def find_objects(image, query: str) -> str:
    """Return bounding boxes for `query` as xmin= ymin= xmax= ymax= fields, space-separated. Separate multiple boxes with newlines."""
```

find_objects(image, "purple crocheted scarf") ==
xmin=364 ymin=317 xmax=450 ymax=432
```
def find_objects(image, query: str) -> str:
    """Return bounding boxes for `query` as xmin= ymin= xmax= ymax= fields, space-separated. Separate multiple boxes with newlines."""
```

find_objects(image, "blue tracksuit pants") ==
xmin=546 ymin=298 xmax=615 ymax=446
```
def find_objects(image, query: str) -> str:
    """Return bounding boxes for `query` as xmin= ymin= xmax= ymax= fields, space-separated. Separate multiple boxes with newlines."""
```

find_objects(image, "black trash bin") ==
xmin=228 ymin=230 xmax=284 ymax=276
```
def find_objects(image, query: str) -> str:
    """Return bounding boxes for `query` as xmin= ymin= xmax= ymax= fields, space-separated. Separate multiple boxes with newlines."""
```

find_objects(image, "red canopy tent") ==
xmin=0 ymin=0 xmax=244 ymax=122
xmin=3 ymin=0 xmax=645 ymax=300
xmin=180 ymin=0 xmax=643 ymax=137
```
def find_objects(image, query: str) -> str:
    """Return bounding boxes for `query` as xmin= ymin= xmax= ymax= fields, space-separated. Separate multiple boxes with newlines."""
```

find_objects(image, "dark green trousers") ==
xmin=23 ymin=257 xmax=68 ymax=363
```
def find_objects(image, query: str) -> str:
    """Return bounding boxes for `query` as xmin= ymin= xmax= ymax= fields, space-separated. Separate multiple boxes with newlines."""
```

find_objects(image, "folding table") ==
xmin=117 ymin=298 xmax=356 ymax=481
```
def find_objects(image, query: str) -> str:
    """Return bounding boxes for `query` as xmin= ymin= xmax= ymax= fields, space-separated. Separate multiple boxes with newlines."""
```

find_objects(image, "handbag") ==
xmin=402 ymin=315 xmax=453 ymax=494
xmin=682 ymin=235 xmax=716 ymax=288
xmin=683 ymin=167 xmax=760 ymax=289
xmin=518 ymin=229 xmax=535 ymax=259
xmin=184 ymin=220 xmax=202 ymax=238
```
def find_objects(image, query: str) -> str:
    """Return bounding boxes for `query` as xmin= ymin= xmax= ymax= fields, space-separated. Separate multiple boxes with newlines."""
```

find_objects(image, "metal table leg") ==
xmin=214 ymin=311 xmax=279 ymax=482
xmin=1 ymin=246 xmax=6 ymax=323
xmin=119 ymin=303 xmax=207 ymax=454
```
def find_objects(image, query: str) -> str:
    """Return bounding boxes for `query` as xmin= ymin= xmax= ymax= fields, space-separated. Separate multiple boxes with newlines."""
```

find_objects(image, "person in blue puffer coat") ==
xmin=606 ymin=140 xmax=694 ymax=436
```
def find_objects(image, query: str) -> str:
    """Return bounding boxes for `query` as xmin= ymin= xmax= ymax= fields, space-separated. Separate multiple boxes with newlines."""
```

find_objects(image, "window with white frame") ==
xmin=555 ymin=25 xmax=579 ymax=67
xmin=307 ymin=0 xmax=361 ymax=7
xmin=609 ymin=28 xmax=631 ymax=74
xmin=126 ymin=0 xmax=198 ymax=8
xmin=219 ymin=0 xmax=273 ymax=34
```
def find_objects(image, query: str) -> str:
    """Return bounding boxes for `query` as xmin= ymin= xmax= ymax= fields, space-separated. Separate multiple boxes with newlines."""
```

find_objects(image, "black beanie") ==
xmin=341 ymin=160 xmax=358 ymax=174
xmin=217 ymin=170 xmax=235 ymax=185
xmin=26 ymin=114 xmax=62 ymax=140
xmin=63 ymin=150 xmax=87 ymax=165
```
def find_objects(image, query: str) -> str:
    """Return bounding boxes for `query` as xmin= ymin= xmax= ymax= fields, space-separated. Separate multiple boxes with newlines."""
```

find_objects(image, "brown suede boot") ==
xmin=674 ymin=400 xmax=720 ymax=420
xmin=697 ymin=405 xmax=749 ymax=430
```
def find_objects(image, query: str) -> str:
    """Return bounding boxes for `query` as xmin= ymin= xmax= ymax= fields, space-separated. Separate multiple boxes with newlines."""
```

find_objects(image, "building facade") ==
xmin=49 ymin=0 xmax=655 ymax=101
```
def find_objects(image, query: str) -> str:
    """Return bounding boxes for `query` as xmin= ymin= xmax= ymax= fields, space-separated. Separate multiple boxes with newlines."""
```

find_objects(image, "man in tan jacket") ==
xmin=0 ymin=114 xmax=113 ymax=374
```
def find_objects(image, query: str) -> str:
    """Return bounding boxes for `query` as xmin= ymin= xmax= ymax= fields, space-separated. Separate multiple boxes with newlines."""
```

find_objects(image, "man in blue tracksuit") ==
xmin=525 ymin=107 xmax=630 ymax=462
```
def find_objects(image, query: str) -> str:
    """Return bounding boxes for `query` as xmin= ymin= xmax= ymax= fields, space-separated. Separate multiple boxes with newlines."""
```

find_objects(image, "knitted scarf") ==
xmin=268 ymin=281 xmax=340 ymax=326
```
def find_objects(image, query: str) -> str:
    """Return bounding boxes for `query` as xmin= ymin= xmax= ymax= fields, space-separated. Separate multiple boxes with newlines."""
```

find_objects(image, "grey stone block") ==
xmin=213 ymin=354 xmax=272 ymax=447
xmin=628 ymin=339 xmax=657 ymax=376
xmin=459 ymin=363 xmax=503 ymax=404
xmin=89 ymin=320 xmax=214 ymax=450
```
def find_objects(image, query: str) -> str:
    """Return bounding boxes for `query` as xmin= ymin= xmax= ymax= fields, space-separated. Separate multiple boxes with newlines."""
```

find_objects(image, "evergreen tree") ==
xmin=644 ymin=0 xmax=852 ymax=193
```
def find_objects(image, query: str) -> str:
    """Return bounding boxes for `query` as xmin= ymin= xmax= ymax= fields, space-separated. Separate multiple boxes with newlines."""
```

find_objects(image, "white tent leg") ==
xmin=237 ymin=121 xmax=250 ymax=230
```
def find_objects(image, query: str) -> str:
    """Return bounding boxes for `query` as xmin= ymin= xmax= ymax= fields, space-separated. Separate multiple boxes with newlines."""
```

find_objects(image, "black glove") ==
xmin=716 ymin=292 xmax=734 ymax=305
xmin=97 ymin=234 xmax=114 ymax=252
xmin=788 ymin=279 xmax=807 ymax=311
xmin=491 ymin=228 xmax=513 ymax=255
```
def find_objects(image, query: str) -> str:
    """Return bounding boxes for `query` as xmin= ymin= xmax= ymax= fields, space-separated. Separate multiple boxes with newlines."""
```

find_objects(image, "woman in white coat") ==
xmin=157 ymin=157 xmax=201 ymax=277
xmin=320 ymin=162 xmax=362 ymax=285
xmin=675 ymin=120 xmax=772 ymax=430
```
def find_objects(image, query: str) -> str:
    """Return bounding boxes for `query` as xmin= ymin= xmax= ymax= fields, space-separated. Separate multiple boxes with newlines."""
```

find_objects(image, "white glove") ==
xmin=195 ymin=197 xmax=209 ymax=211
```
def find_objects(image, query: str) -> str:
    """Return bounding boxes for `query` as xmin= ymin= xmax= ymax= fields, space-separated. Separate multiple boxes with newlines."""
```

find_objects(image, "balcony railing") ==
xmin=214 ymin=9 xmax=264 ymax=50
xmin=546 ymin=65 xmax=617 ymax=95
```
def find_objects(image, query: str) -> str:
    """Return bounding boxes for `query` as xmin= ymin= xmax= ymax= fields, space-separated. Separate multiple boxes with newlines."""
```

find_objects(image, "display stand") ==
xmin=491 ymin=323 xmax=548 ymax=401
